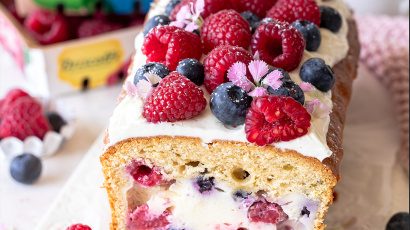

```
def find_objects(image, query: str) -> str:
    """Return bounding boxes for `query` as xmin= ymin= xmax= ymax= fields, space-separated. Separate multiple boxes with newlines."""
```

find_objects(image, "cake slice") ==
xmin=101 ymin=0 xmax=360 ymax=229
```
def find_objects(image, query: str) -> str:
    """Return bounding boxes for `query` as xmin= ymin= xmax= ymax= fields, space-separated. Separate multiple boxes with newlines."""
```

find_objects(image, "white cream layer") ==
xmin=107 ymin=0 xmax=351 ymax=161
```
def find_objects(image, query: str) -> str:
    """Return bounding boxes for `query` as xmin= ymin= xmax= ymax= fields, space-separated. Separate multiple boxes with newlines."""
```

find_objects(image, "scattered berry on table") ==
xmin=248 ymin=201 xmax=289 ymax=224
xmin=77 ymin=19 xmax=123 ymax=38
xmin=46 ymin=112 xmax=67 ymax=133
xmin=235 ymin=0 xmax=277 ymax=18
xmin=267 ymin=0 xmax=321 ymax=26
xmin=143 ymin=72 xmax=206 ymax=123
xmin=204 ymin=45 xmax=253 ymax=93
xmin=134 ymin=63 xmax=170 ymax=86
xmin=66 ymin=224 xmax=92 ymax=230
xmin=165 ymin=0 xmax=181 ymax=16
xmin=195 ymin=176 xmax=215 ymax=193
xmin=143 ymin=15 xmax=171 ymax=36
xmin=292 ymin=20 xmax=321 ymax=52
xmin=210 ymin=83 xmax=253 ymax=127
xmin=201 ymin=10 xmax=251 ymax=53
xmin=127 ymin=204 xmax=170 ymax=229
xmin=245 ymin=96 xmax=311 ymax=146
xmin=300 ymin=58 xmax=335 ymax=92
xmin=251 ymin=20 xmax=305 ymax=72
xmin=170 ymin=0 xmax=230 ymax=20
xmin=24 ymin=9 xmax=69 ymax=45
xmin=142 ymin=26 xmax=202 ymax=70
xmin=241 ymin=11 xmax=261 ymax=33
xmin=10 ymin=153 xmax=42 ymax=184
xmin=126 ymin=161 xmax=163 ymax=187
xmin=320 ymin=6 xmax=343 ymax=33
xmin=386 ymin=212 xmax=410 ymax=230
xmin=176 ymin=58 xmax=205 ymax=86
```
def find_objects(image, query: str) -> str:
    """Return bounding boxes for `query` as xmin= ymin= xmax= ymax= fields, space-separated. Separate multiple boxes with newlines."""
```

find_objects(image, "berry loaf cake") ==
xmin=101 ymin=0 xmax=360 ymax=229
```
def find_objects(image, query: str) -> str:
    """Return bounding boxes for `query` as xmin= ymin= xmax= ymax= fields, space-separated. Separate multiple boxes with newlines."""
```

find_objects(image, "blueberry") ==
xmin=210 ymin=83 xmax=253 ymax=127
xmin=266 ymin=79 xmax=305 ymax=105
xmin=301 ymin=206 xmax=311 ymax=217
xmin=300 ymin=58 xmax=335 ymax=92
xmin=134 ymin=63 xmax=170 ymax=86
xmin=292 ymin=20 xmax=321 ymax=52
xmin=241 ymin=11 xmax=260 ymax=33
xmin=176 ymin=58 xmax=205 ymax=86
xmin=386 ymin=212 xmax=410 ymax=230
xmin=320 ymin=6 xmax=342 ymax=33
xmin=165 ymin=0 xmax=181 ymax=16
xmin=195 ymin=176 xmax=215 ymax=193
xmin=46 ymin=112 xmax=67 ymax=133
xmin=143 ymin=15 xmax=171 ymax=36
xmin=10 ymin=153 xmax=42 ymax=184
xmin=233 ymin=190 xmax=251 ymax=201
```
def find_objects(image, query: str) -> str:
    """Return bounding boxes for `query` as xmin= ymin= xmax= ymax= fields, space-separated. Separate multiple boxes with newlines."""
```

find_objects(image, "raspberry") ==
xmin=0 ymin=97 xmax=50 ymax=140
xmin=251 ymin=20 xmax=305 ymax=72
xmin=24 ymin=9 xmax=69 ymax=45
xmin=201 ymin=10 xmax=251 ymax=53
xmin=126 ymin=161 xmax=163 ymax=187
xmin=204 ymin=45 xmax=253 ymax=93
xmin=142 ymin=26 xmax=202 ymax=70
xmin=143 ymin=72 xmax=206 ymax=123
xmin=127 ymin=204 xmax=170 ymax=229
xmin=235 ymin=0 xmax=278 ymax=18
xmin=267 ymin=0 xmax=321 ymax=26
xmin=170 ymin=0 xmax=230 ymax=20
xmin=245 ymin=96 xmax=311 ymax=146
xmin=0 ymin=89 xmax=29 ymax=117
xmin=66 ymin=224 xmax=92 ymax=230
xmin=77 ymin=19 xmax=123 ymax=38
xmin=247 ymin=201 xmax=289 ymax=224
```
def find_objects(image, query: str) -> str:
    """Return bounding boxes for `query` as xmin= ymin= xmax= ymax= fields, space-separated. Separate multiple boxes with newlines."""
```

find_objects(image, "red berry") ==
xmin=77 ymin=19 xmax=123 ymax=38
xmin=267 ymin=0 xmax=321 ymax=26
xmin=204 ymin=45 xmax=253 ymax=93
xmin=234 ymin=0 xmax=278 ymax=18
xmin=201 ymin=10 xmax=251 ymax=53
xmin=127 ymin=204 xmax=170 ymax=229
xmin=0 ymin=89 xmax=30 ymax=117
xmin=251 ymin=20 xmax=305 ymax=71
xmin=248 ymin=201 xmax=289 ymax=224
xmin=0 ymin=97 xmax=50 ymax=140
xmin=245 ymin=96 xmax=311 ymax=146
xmin=143 ymin=72 xmax=206 ymax=123
xmin=142 ymin=26 xmax=202 ymax=70
xmin=170 ymin=0 xmax=230 ymax=20
xmin=24 ymin=9 xmax=69 ymax=45
xmin=126 ymin=161 xmax=163 ymax=187
xmin=66 ymin=224 xmax=92 ymax=230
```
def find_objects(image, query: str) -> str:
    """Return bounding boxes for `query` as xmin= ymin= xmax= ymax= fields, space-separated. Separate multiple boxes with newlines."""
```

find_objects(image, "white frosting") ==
xmin=107 ymin=0 xmax=351 ymax=161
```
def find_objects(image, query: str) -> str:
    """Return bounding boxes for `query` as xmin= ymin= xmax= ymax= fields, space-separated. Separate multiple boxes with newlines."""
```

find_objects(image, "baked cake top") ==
xmin=107 ymin=0 xmax=351 ymax=162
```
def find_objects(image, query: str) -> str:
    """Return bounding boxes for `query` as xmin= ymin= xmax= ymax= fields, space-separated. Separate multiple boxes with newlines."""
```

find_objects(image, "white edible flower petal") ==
xmin=23 ymin=136 xmax=44 ymax=157
xmin=0 ymin=137 xmax=23 ymax=159
xmin=43 ymin=132 xmax=64 ymax=157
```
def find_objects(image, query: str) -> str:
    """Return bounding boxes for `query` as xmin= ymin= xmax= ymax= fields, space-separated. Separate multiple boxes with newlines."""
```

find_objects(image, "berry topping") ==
xmin=0 ymin=96 xmax=50 ymax=140
xmin=24 ymin=9 xmax=69 ymax=45
xmin=245 ymin=96 xmax=311 ymax=146
xmin=170 ymin=0 xmax=230 ymax=20
xmin=247 ymin=201 xmax=289 ymax=224
xmin=143 ymin=72 xmax=206 ymax=123
xmin=233 ymin=190 xmax=251 ymax=201
xmin=265 ymin=76 xmax=305 ymax=105
xmin=210 ymin=83 xmax=253 ymax=127
xmin=320 ymin=6 xmax=343 ymax=33
xmin=267 ymin=0 xmax=321 ymax=26
xmin=0 ymin=89 xmax=29 ymax=117
xmin=126 ymin=161 xmax=163 ymax=187
xmin=176 ymin=58 xmax=205 ymax=86
xmin=142 ymin=26 xmax=202 ymax=70
xmin=77 ymin=19 xmax=122 ymax=38
xmin=143 ymin=15 xmax=171 ymax=36
xmin=292 ymin=20 xmax=321 ymax=52
xmin=251 ymin=20 xmax=305 ymax=71
xmin=204 ymin=45 xmax=253 ymax=93
xmin=134 ymin=63 xmax=170 ymax=86
xmin=10 ymin=153 xmax=42 ymax=184
xmin=165 ymin=0 xmax=182 ymax=16
xmin=300 ymin=58 xmax=335 ymax=92
xmin=241 ymin=11 xmax=261 ymax=34
xmin=235 ymin=0 xmax=277 ymax=18
xmin=386 ymin=212 xmax=410 ymax=230
xmin=127 ymin=204 xmax=170 ymax=229
xmin=195 ymin=176 xmax=215 ymax=193
xmin=201 ymin=10 xmax=251 ymax=53
xmin=66 ymin=224 xmax=92 ymax=230
xmin=46 ymin=112 xmax=67 ymax=133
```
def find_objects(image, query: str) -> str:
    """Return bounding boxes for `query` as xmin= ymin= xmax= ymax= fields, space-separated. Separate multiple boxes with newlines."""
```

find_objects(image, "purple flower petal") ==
xmin=125 ymin=80 xmax=139 ymax=97
xmin=305 ymin=99 xmax=331 ymax=118
xmin=195 ymin=0 xmax=205 ymax=16
xmin=262 ymin=69 xmax=283 ymax=90
xmin=227 ymin=62 xmax=254 ymax=92
xmin=300 ymin=82 xmax=315 ymax=92
xmin=185 ymin=22 xmax=199 ymax=32
xmin=248 ymin=60 xmax=269 ymax=83
xmin=176 ymin=5 xmax=192 ymax=22
xmin=248 ymin=87 xmax=268 ymax=97
xmin=170 ymin=20 xmax=186 ymax=29
xmin=136 ymin=80 xmax=154 ymax=100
